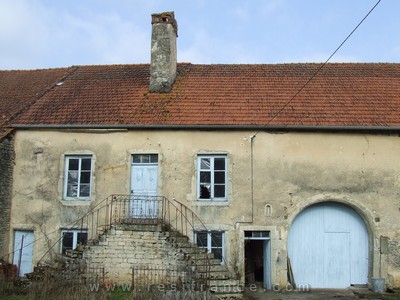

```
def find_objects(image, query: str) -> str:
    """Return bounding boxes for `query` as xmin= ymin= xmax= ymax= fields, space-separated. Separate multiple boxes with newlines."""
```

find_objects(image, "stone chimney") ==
xmin=149 ymin=12 xmax=178 ymax=93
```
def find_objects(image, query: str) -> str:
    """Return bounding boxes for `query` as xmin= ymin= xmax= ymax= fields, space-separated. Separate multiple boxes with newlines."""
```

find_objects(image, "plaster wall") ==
xmin=9 ymin=129 xmax=400 ymax=287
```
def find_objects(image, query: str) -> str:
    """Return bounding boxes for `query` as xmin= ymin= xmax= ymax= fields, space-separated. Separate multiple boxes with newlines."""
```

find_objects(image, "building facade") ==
xmin=2 ymin=12 xmax=400 ymax=289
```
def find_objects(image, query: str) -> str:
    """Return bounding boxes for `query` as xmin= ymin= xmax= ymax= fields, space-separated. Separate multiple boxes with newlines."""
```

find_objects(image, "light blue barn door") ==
xmin=288 ymin=202 xmax=368 ymax=288
xmin=324 ymin=232 xmax=350 ymax=287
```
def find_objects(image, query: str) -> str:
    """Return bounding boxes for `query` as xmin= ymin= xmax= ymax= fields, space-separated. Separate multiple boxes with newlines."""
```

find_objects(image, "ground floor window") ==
xmin=60 ymin=229 xmax=87 ymax=255
xmin=195 ymin=231 xmax=224 ymax=263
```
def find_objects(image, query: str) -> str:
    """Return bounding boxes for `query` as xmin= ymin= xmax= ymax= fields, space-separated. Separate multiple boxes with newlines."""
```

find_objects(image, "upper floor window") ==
xmin=64 ymin=156 xmax=93 ymax=200
xmin=197 ymin=155 xmax=227 ymax=201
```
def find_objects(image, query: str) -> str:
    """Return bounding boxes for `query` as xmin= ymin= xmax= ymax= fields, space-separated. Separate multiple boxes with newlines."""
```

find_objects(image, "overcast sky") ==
xmin=0 ymin=0 xmax=398 ymax=70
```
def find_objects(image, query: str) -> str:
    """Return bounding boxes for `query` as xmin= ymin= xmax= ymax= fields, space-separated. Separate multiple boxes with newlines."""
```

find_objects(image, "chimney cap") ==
xmin=151 ymin=11 xmax=178 ymax=36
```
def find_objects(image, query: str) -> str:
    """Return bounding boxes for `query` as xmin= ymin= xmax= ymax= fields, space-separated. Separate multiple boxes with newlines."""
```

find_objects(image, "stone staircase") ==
xmin=83 ymin=223 xmax=242 ymax=299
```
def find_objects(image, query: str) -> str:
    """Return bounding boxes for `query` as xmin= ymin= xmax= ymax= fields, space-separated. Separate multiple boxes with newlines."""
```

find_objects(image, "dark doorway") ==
xmin=244 ymin=230 xmax=271 ymax=289
xmin=245 ymin=239 xmax=264 ymax=285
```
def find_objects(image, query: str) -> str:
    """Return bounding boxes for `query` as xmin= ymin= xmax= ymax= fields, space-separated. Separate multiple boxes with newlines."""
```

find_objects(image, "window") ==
xmin=60 ymin=229 xmax=87 ymax=255
xmin=195 ymin=231 xmax=225 ymax=263
xmin=64 ymin=156 xmax=93 ymax=199
xmin=244 ymin=231 xmax=270 ymax=239
xmin=132 ymin=154 xmax=158 ymax=164
xmin=197 ymin=155 xmax=227 ymax=200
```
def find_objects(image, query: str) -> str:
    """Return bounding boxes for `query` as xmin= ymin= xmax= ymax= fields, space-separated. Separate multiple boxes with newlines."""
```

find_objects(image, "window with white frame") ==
xmin=197 ymin=155 xmax=227 ymax=200
xmin=64 ymin=156 xmax=93 ymax=200
xmin=60 ymin=229 xmax=87 ymax=255
xmin=195 ymin=231 xmax=225 ymax=263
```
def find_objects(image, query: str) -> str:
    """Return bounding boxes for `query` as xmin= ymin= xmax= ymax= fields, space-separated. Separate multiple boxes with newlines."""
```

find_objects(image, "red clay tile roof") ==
xmin=9 ymin=63 xmax=400 ymax=129
xmin=0 ymin=67 xmax=74 ymax=137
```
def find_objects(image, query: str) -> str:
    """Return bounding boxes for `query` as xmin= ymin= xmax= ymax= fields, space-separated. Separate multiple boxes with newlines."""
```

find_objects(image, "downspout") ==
xmin=235 ymin=134 xmax=256 ymax=228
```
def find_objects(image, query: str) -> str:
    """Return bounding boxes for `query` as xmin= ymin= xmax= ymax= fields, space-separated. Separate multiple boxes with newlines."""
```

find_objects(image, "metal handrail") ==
xmin=79 ymin=194 xmax=231 ymax=284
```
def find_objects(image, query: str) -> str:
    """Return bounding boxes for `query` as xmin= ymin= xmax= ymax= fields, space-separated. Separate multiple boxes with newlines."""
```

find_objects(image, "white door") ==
xmin=288 ymin=202 xmax=368 ymax=288
xmin=13 ymin=230 xmax=34 ymax=277
xmin=131 ymin=156 xmax=158 ymax=218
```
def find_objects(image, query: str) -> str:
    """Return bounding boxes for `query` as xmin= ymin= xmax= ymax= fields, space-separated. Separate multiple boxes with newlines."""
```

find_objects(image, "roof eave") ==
xmin=11 ymin=123 xmax=400 ymax=133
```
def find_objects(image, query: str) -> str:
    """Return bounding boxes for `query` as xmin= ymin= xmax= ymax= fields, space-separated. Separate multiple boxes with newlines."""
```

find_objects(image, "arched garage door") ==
xmin=288 ymin=202 xmax=368 ymax=288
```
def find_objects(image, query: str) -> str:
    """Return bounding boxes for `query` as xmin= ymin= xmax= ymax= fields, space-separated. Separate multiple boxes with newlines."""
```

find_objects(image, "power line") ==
xmin=253 ymin=0 xmax=382 ymax=137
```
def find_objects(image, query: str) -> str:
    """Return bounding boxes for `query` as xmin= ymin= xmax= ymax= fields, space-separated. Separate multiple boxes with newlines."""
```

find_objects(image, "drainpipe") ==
xmin=235 ymin=134 xmax=256 ymax=228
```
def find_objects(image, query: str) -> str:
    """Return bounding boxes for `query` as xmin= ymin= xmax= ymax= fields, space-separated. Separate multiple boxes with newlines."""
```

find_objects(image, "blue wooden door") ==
xmin=130 ymin=163 xmax=158 ymax=218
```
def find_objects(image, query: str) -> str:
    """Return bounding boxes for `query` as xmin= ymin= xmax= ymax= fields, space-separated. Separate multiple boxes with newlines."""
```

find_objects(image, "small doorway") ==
xmin=130 ymin=154 xmax=158 ymax=218
xmin=13 ymin=230 xmax=34 ymax=277
xmin=244 ymin=231 xmax=271 ymax=289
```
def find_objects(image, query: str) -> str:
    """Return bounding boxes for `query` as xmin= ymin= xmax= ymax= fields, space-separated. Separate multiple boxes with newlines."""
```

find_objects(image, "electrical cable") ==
xmin=253 ymin=0 xmax=382 ymax=137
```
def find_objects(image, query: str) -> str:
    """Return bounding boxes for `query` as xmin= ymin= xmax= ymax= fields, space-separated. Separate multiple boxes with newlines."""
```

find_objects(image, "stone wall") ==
xmin=83 ymin=227 xmax=187 ymax=283
xmin=0 ymin=134 xmax=14 ymax=258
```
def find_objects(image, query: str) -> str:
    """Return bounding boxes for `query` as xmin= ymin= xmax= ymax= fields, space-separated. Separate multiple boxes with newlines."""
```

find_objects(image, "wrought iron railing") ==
xmin=80 ymin=195 xmax=211 ymax=242
xmin=78 ymin=195 xmax=217 ymax=286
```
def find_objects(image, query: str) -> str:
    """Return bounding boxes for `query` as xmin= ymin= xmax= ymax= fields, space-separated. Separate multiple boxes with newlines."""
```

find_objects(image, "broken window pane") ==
xmin=201 ymin=158 xmax=210 ymax=170
xmin=200 ymin=184 xmax=211 ymax=199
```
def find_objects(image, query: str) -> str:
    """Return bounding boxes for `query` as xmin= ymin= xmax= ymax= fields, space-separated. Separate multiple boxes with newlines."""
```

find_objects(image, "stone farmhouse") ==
xmin=1 ymin=12 xmax=400 ymax=295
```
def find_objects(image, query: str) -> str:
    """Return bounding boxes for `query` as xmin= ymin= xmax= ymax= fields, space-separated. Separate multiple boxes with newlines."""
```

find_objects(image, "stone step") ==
xmin=209 ymin=279 xmax=240 ymax=287
xmin=165 ymin=235 xmax=189 ymax=243
xmin=175 ymin=246 xmax=208 ymax=254
xmin=200 ymin=272 xmax=235 ymax=280
xmin=209 ymin=284 xmax=243 ymax=294
xmin=184 ymin=252 xmax=213 ymax=260
xmin=187 ymin=258 xmax=222 ymax=267
xmin=214 ymin=293 xmax=243 ymax=299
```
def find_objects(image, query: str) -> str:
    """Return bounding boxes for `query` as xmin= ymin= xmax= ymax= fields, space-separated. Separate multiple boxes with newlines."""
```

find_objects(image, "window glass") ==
xmin=77 ymin=232 xmax=88 ymax=244
xmin=214 ymin=185 xmax=225 ymax=197
xmin=200 ymin=172 xmax=211 ymax=183
xmin=65 ymin=156 xmax=92 ymax=199
xmin=212 ymin=248 xmax=223 ymax=261
xmin=132 ymin=154 xmax=158 ymax=164
xmin=68 ymin=159 xmax=79 ymax=170
xmin=214 ymin=158 xmax=225 ymax=170
xmin=61 ymin=230 xmax=87 ymax=255
xmin=195 ymin=231 xmax=224 ymax=263
xmin=196 ymin=232 xmax=208 ymax=247
xmin=199 ymin=184 xmax=211 ymax=199
xmin=150 ymin=154 xmax=158 ymax=163
xmin=211 ymin=232 xmax=223 ymax=247
xmin=61 ymin=232 xmax=74 ymax=254
xmin=200 ymin=158 xmax=210 ymax=170
xmin=214 ymin=171 xmax=225 ymax=184
xmin=197 ymin=155 xmax=227 ymax=200
xmin=81 ymin=158 xmax=91 ymax=170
